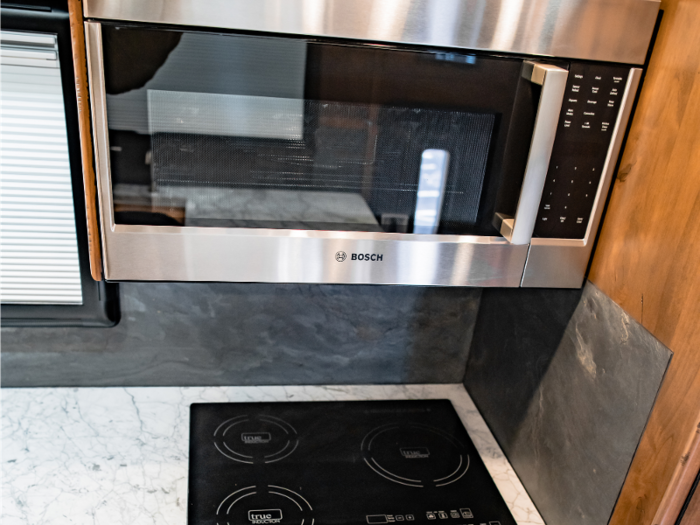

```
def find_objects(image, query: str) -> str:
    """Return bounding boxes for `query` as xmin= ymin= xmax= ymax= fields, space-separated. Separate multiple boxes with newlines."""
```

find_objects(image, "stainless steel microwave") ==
xmin=79 ymin=0 xmax=659 ymax=287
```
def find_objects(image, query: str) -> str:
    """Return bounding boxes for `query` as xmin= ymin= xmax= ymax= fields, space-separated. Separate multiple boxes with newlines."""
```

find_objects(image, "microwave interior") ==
xmin=102 ymin=24 xmax=547 ymax=237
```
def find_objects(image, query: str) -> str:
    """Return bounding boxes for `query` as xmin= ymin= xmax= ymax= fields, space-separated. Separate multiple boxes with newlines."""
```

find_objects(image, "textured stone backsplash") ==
xmin=2 ymin=277 xmax=674 ymax=525
xmin=1 ymin=282 xmax=480 ymax=387
xmin=465 ymin=281 xmax=672 ymax=525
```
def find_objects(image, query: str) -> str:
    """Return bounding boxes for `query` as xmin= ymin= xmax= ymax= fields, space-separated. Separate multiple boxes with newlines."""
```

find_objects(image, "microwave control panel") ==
xmin=533 ymin=63 xmax=632 ymax=239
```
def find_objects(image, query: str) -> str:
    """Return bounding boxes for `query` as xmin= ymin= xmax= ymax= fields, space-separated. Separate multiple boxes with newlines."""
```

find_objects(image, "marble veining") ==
xmin=2 ymin=384 xmax=544 ymax=525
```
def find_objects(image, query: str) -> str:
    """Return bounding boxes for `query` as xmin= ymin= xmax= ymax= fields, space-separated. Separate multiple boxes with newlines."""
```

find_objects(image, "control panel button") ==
xmin=427 ymin=512 xmax=436 ymax=520
xmin=535 ymin=62 xmax=629 ymax=239
xmin=460 ymin=509 xmax=474 ymax=519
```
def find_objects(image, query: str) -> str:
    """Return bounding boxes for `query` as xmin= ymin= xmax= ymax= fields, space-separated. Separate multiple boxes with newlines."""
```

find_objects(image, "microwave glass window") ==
xmin=0 ymin=31 xmax=83 ymax=305
xmin=102 ymin=26 xmax=520 ymax=235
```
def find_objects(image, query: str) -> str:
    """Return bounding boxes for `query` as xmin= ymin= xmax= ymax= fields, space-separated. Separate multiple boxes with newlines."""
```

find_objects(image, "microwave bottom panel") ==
xmin=101 ymin=228 xmax=529 ymax=287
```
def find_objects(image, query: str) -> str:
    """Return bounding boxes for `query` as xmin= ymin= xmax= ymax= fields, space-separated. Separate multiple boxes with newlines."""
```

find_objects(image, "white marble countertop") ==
xmin=1 ymin=384 xmax=544 ymax=525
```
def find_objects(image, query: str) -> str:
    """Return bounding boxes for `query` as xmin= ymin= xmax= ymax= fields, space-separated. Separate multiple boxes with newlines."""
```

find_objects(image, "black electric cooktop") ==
xmin=188 ymin=400 xmax=516 ymax=525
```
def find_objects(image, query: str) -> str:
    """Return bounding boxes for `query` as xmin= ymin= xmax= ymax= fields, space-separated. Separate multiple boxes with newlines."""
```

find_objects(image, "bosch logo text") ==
xmin=352 ymin=253 xmax=383 ymax=261
xmin=335 ymin=252 xmax=384 ymax=262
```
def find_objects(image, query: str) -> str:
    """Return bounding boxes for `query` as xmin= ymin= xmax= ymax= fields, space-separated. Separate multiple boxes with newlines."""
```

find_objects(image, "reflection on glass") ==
xmin=147 ymin=90 xmax=304 ymax=140
xmin=414 ymin=150 xmax=450 ymax=234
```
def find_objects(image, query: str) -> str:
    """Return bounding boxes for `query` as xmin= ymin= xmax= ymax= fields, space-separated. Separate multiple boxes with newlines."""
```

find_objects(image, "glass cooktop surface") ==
xmin=188 ymin=400 xmax=516 ymax=525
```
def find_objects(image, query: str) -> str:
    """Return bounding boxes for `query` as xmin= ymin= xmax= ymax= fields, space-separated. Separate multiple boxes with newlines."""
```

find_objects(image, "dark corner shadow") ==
xmin=463 ymin=285 xmax=583 ymax=449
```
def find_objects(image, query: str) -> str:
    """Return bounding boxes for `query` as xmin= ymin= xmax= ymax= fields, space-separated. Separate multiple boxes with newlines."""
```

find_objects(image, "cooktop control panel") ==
xmin=533 ymin=62 xmax=631 ymax=239
xmin=188 ymin=400 xmax=516 ymax=525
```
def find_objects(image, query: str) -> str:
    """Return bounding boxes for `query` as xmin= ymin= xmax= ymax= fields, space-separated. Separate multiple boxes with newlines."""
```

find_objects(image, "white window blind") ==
xmin=1 ymin=31 xmax=83 ymax=305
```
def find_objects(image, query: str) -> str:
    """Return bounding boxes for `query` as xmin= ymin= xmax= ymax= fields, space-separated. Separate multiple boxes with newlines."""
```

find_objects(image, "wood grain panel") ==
xmin=680 ymin=475 xmax=700 ymax=525
xmin=654 ymin=418 xmax=700 ymax=524
xmin=588 ymin=1 xmax=700 ymax=524
xmin=68 ymin=0 xmax=102 ymax=280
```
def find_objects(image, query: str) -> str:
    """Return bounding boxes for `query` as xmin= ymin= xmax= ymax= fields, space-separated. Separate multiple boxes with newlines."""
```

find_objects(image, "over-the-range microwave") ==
xmin=77 ymin=0 xmax=659 ymax=287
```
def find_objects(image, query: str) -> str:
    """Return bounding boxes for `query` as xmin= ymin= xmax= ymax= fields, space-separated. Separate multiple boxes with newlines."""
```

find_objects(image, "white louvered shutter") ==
xmin=1 ymin=31 xmax=83 ymax=305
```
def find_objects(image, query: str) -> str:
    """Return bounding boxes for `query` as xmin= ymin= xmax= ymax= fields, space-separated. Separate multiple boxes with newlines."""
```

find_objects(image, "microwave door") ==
xmin=84 ymin=22 xmax=635 ymax=287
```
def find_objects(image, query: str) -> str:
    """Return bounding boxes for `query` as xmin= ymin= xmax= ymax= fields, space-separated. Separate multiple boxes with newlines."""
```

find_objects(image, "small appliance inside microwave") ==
xmin=80 ymin=0 xmax=659 ymax=288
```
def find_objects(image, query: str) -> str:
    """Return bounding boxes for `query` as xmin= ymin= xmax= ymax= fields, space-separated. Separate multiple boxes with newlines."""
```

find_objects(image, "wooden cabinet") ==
xmin=680 ymin=476 xmax=700 ymax=525
xmin=588 ymin=1 xmax=700 ymax=523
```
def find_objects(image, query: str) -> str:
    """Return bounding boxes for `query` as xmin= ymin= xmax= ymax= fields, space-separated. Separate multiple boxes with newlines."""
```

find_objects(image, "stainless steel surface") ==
xmin=85 ymin=22 xmax=111 ymax=269
xmin=521 ymin=67 xmax=642 ymax=288
xmin=99 ymin=227 xmax=529 ymax=286
xmin=85 ymin=22 xmax=529 ymax=286
xmin=521 ymin=238 xmax=589 ymax=289
xmin=83 ymin=0 xmax=660 ymax=65
xmin=583 ymin=68 xmax=643 ymax=246
xmin=502 ymin=62 xmax=568 ymax=245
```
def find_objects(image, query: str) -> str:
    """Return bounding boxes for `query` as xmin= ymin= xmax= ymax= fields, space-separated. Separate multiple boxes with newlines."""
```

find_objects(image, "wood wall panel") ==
xmin=68 ymin=0 xmax=102 ymax=280
xmin=588 ymin=1 xmax=700 ymax=524
xmin=680 ymin=477 xmax=700 ymax=525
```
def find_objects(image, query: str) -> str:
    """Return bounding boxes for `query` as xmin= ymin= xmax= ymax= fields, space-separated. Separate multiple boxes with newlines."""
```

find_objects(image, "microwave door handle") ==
xmin=499 ymin=62 xmax=568 ymax=245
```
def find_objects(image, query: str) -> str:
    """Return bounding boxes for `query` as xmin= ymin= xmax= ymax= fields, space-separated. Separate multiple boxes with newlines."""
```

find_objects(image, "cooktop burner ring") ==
xmin=361 ymin=422 xmax=470 ymax=488
xmin=217 ymin=484 xmax=315 ymax=525
xmin=213 ymin=414 xmax=299 ymax=464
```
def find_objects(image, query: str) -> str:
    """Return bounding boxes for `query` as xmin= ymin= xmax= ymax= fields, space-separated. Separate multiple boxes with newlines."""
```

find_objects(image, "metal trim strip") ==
xmin=83 ymin=0 xmax=660 ymax=65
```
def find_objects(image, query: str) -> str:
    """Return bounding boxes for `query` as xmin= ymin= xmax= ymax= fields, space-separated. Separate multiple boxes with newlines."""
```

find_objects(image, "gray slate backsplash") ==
xmin=1 ymin=282 xmax=480 ymax=387
xmin=465 ymin=281 xmax=672 ymax=525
